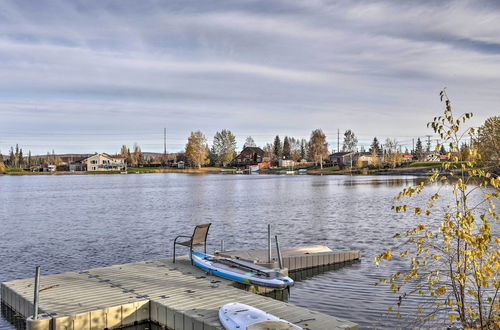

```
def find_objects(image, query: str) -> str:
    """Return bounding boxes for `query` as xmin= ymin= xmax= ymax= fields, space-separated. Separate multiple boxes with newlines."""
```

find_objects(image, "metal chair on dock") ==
xmin=173 ymin=223 xmax=211 ymax=263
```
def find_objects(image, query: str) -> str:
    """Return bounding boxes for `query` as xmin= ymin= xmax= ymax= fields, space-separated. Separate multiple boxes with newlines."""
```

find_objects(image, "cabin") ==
xmin=82 ymin=153 xmax=127 ymax=171
xmin=328 ymin=152 xmax=356 ymax=168
xmin=230 ymin=147 xmax=265 ymax=167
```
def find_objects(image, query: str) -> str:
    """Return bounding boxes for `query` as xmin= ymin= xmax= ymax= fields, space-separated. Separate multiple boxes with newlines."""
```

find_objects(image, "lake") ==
xmin=0 ymin=173 xmax=493 ymax=329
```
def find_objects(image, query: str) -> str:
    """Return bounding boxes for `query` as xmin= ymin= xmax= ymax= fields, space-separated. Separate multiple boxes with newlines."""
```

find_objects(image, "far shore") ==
xmin=0 ymin=165 xmax=442 ymax=177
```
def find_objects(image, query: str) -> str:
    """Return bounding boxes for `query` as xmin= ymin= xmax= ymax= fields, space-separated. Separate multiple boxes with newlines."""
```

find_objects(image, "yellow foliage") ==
xmin=379 ymin=90 xmax=500 ymax=328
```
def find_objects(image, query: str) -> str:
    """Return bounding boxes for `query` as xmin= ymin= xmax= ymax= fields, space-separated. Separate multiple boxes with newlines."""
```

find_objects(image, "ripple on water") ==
xmin=0 ymin=174 xmax=497 ymax=329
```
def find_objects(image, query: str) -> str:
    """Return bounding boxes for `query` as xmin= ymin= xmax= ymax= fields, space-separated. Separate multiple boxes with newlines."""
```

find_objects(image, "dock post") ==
xmin=275 ymin=235 xmax=283 ymax=269
xmin=33 ymin=266 xmax=41 ymax=320
xmin=267 ymin=224 xmax=271 ymax=262
xmin=221 ymin=240 xmax=225 ymax=252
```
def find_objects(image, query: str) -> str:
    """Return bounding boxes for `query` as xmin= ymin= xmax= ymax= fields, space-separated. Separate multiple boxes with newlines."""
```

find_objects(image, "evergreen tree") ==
xmin=415 ymin=138 xmax=424 ymax=160
xmin=127 ymin=148 xmax=132 ymax=165
xmin=27 ymin=151 xmax=32 ymax=167
xmin=208 ymin=146 xmax=218 ymax=166
xmin=369 ymin=137 xmax=381 ymax=155
xmin=15 ymin=144 xmax=20 ymax=167
xmin=439 ymin=144 xmax=446 ymax=155
xmin=282 ymin=136 xmax=291 ymax=159
xmin=300 ymin=139 xmax=306 ymax=160
xmin=18 ymin=148 xmax=24 ymax=167
xmin=273 ymin=135 xmax=282 ymax=160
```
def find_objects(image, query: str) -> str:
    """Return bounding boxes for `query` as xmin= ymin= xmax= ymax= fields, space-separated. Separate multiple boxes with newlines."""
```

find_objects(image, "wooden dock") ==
xmin=1 ymin=247 xmax=360 ymax=330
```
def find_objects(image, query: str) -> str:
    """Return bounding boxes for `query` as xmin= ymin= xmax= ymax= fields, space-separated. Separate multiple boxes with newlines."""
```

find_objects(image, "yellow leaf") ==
xmin=435 ymin=286 xmax=447 ymax=295
xmin=448 ymin=314 xmax=457 ymax=321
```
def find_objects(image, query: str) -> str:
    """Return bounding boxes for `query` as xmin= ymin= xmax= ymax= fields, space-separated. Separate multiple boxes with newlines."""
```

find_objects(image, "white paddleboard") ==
xmin=219 ymin=303 xmax=303 ymax=330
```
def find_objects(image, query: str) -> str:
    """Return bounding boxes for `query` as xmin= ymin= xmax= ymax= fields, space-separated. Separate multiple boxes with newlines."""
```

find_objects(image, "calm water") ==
xmin=0 ymin=174 xmax=494 ymax=329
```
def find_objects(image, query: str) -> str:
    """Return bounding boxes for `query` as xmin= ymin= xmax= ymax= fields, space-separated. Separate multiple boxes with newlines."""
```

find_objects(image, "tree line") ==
xmin=1 ymin=116 xmax=497 ymax=171
xmin=182 ymin=115 xmax=498 ymax=169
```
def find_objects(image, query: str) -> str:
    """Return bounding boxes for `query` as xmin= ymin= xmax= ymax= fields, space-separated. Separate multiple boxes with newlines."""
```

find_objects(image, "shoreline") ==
xmin=0 ymin=166 xmax=436 ymax=177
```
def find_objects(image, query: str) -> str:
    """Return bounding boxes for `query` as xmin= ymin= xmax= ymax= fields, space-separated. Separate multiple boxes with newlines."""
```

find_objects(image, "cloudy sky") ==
xmin=1 ymin=0 xmax=499 ymax=154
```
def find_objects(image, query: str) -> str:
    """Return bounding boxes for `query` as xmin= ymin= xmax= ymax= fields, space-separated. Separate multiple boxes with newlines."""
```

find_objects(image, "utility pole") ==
xmin=164 ymin=128 xmax=167 ymax=156
xmin=337 ymin=129 xmax=340 ymax=153
xmin=426 ymin=135 xmax=432 ymax=153
xmin=163 ymin=128 xmax=167 ymax=166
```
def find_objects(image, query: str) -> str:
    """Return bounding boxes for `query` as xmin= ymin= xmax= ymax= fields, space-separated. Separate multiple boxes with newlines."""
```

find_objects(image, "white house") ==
xmin=82 ymin=153 xmax=127 ymax=171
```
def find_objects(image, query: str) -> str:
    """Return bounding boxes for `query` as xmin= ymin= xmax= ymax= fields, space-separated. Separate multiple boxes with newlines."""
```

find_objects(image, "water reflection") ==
xmin=0 ymin=174 xmax=497 ymax=329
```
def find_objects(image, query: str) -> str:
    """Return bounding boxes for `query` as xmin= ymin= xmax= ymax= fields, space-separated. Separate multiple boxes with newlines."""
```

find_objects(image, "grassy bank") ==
xmin=0 ymin=167 xmax=232 ymax=176
xmin=127 ymin=167 xmax=230 ymax=174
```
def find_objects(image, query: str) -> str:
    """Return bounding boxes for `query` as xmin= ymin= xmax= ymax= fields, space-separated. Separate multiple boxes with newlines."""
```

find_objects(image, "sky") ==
xmin=1 ymin=0 xmax=499 ymax=154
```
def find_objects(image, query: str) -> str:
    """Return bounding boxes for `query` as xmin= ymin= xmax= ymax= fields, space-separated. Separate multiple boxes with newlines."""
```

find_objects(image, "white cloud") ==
xmin=0 ymin=0 xmax=499 ymax=154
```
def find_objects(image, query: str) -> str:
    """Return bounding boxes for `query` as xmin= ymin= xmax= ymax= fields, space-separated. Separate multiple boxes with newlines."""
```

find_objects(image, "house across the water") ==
xmin=82 ymin=153 xmax=127 ymax=171
xmin=230 ymin=147 xmax=265 ymax=167
xmin=328 ymin=151 xmax=356 ymax=168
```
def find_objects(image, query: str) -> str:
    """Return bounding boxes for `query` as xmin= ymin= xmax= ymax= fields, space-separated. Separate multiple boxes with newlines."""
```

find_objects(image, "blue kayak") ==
xmin=191 ymin=251 xmax=294 ymax=289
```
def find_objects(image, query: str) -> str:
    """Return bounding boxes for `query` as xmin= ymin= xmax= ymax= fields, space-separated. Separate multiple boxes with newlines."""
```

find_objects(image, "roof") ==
xmin=241 ymin=147 xmax=265 ymax=156
xmin=329 ymin=151 xmax=355 ymax=157
xmin=81 ymin=153 xmax=126 ymax=161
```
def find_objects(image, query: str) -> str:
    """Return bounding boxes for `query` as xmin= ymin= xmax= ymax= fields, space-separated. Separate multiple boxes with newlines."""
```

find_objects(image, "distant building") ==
xmin=328 ymin=152 xmax=356 ymax=168
xmin=43 ymin=164 xmax=57 ymax=172
xmin=279 ymin=159 xmax=294 ymax=167
xmin=69 ymin=162 xmax=87 ymax=172
xmin=403 ymin=154 xmax=415 ymax=162
xmin=230 ymin=147 xmax=265 ymax=167
xmin=82 ymin=153 xmax=127 ymax=171
xmin=356 ymin=152 xmax=373 ymax=167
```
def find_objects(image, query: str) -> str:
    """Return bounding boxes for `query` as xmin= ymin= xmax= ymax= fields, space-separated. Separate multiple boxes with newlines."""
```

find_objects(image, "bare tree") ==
xmin=243 ymin=136 xmax=257 ymax=148
xmin=342 ymin=129 xmax=358 ymax=152
xmin=384 ymin=138 xmax=403 ymax=168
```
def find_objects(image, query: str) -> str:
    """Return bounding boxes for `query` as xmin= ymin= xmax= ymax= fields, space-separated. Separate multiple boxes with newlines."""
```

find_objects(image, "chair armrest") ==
xmin=174 ymin=235 xmax=192 ymax=242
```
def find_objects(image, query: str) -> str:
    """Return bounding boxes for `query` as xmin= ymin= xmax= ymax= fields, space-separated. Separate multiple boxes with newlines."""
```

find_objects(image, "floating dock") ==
xmin=1 ymin=246 xmax=360 ymax=330
xmin=216 ymin=245 xmax=360 ymax=271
